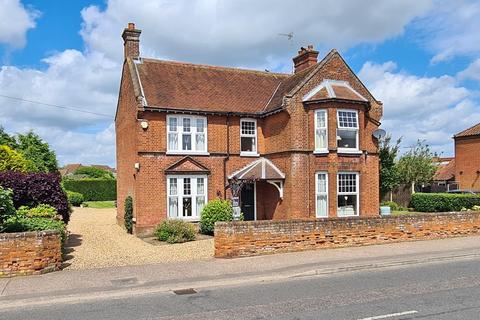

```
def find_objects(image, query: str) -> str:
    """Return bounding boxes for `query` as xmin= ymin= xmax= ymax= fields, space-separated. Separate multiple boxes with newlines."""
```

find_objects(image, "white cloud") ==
xmin=457 ymin=59 xmax=480 ymax=82
xmin=0 ymin=0 xmax=39 ymax=49
xmin=359 ymin=61 xmax=480 ymax=156
xmin=416 ymin=0 xmax=480 ymax=63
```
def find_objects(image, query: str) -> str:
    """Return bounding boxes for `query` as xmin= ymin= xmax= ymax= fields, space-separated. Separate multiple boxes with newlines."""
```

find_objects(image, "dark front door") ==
xmin=241 ymin=183 xmax=255 ymax=221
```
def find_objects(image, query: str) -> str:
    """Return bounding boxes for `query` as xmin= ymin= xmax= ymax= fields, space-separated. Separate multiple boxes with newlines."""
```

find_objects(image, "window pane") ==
xmin=337 ymin=129 xmax=357 ymax=149
xmin=169 ymin=117 xmax=177 ymax=131
xmin=168 ymin=133 xmax=178 ymax=150
xmin=183 ymin=178 xmax=191 ymax=195
xmin=182 ymin=134 xmax=192 ymax=150
xmin=315 ymin=128 xmax=327 ymax=149
xmin=316 ymin=111 xmax=326 ymax=128
xmin=338 ymin=111 xmax=358 ymax=128
xmin=196 ymin=196 xmax=205 ymax=216
xmin=169 ymin=178 xmax=177 ymax=195
xmin=196 ymin=119 xmax=204 ymax=132
xmin=316 ymin=195 xmax=328 ymax=217
xmin=197 ymin=178 xmax=205 ymax=195
xmin=183 ymin=197 xmax=192 ymax=217
xmin=241 ymin=137 xmax=255 ymax=152
xmin=241 ymin=121 xmax=256 ymax=135
xmin=195 ymin=133 xmax=205 ymax=151
xmin=317 ymin=174 xmax=327 ymax=193
xmin=337 ymin=194 xmax=357 ymax=216
xmin=338 ymin=174 xmax=357 ymax=193
xmin=168 ymin=197 xmax=178 ymax=218
xmin=183 ymin=118 xmax=191 ymax=132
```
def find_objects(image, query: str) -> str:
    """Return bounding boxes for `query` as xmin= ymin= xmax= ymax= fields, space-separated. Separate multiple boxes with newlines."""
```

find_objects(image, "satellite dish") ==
xmin=372 ymin=128 xmax=386 ymax=140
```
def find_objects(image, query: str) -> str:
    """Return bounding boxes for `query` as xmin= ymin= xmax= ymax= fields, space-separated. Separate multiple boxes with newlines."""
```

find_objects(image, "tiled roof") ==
xmin=132 ymin=49 xmax=362 ymax=115
xmin=228 ymin=158 xmax=285 ymax=180
xmin=455 ymin=122 xmax=480 ymax=138
xmin=303 ymin=79 xmax=367 ymax=103
xmin=433 ymin=158 xmax=455 ymax=181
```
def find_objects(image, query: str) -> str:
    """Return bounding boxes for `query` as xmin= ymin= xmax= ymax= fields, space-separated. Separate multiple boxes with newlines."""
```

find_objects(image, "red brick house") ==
xmin=116 ymin=23 xmax=383 ymax=236
xmin=453 ymin=123 xmax=480 ymax=192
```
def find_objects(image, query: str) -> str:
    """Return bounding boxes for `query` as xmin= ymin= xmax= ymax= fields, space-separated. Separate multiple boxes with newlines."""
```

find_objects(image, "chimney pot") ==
xmin=292 ymin=44 xmax=319 ymax=73
xmin=128 ymin=22 xmax=135 ymax=30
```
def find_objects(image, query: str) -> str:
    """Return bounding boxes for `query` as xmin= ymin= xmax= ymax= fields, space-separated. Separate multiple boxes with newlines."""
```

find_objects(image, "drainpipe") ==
xmin=223 ymin=113 xmax=231 ymax=199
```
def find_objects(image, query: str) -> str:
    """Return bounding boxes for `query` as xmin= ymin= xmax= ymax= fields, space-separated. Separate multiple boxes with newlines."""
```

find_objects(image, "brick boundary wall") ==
xmin=0 ymin=230 xmax=62 ymax=277
xmin=214 ymin=212 xmax=480 ymax=258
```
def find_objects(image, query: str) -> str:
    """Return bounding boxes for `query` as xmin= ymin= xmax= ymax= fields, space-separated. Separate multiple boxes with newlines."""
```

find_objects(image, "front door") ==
xmin=240 ymin=183 xmax=255 ymax=221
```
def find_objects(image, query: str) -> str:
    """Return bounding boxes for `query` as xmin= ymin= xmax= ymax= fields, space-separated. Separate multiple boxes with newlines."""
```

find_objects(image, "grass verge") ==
xmin=83 ymin=201 xmax=116 ymax=209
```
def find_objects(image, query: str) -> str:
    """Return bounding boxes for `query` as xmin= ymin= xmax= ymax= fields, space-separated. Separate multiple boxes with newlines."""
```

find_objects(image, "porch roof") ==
xmin=228 ymin=158 xmax=285 ymax=181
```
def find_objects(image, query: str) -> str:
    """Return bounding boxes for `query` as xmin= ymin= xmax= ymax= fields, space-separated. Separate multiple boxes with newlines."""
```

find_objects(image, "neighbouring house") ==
xmin=431 ymin=157 xmax=457 ymax=192
xmin=115 ymin=23 xmax=383 ymax=236
xmin=60 ymin=164 xmax=117 ymax=177
xmin=454 ymin=123 xmax=480 ymax=191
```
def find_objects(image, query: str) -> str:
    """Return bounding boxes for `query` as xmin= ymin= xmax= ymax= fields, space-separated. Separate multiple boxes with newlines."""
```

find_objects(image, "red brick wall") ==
xmin=0 ymin=231 xmax=62 ymax=277
xmin=215 ymin=211 xmax=480 ymax=258
xmin=455 ymin=136 xmax=480 ymax=191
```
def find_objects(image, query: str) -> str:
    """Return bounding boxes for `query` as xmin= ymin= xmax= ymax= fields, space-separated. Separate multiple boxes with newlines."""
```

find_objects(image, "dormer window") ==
xmin=167 ymin=115 xmax=207 ymax=154
xmin=240 ymin=119 xmax=258 ymax=156
xmin=337 ymin=110 xmax=359 ymax=152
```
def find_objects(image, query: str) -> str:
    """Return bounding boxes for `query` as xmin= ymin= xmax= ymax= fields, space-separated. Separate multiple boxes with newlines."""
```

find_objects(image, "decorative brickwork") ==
xmin=214 ymin=212 xmax=480 ymax=258
xmin=0 ymin=231 xmax=62 ymax=277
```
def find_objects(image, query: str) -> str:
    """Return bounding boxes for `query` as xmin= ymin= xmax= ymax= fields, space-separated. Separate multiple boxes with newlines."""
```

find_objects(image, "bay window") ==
xmin=337 ymin=172 xmax=359 ymax=216
xmin=167 ymin=115 xmax=207 ymax=154
xmin=315 ymin=172 xmax=328 ymax=218
xmin=167 ymin=175 xmax=207 ymax=220
xmin=314 ymin=110 xmax=328 ymax=152
xmin=240 ymin=119 xmax=258 ymax=156
xmin=337 ymin=110 xmax=359 ymax=152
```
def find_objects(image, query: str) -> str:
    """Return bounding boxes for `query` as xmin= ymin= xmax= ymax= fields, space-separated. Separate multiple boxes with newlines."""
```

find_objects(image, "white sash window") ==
xmin=337 ymin=110 xmax=359 ymax=152
xmin=240 ymin=119 xmax=258 ymax=156
xmin=167 ymin=175 xmax=207 ymax=220
xmin=315 ymin=172 xmax=328 ymax=218
xmin=314 ymin=110 xmax=328 ymax=152
xmin=167 ymin=115 xmax=208 ymax=154
xmin=337 ymin=172 xmax=359 ymax=217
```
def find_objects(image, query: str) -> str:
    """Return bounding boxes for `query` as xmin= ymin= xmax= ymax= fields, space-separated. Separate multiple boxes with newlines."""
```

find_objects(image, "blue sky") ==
xmin=0 ymin=0 xmax=479 ymax=166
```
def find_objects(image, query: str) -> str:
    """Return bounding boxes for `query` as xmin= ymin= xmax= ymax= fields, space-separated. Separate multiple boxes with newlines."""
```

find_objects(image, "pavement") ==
xmin=1 ymin=235 xmax=480 ymax=306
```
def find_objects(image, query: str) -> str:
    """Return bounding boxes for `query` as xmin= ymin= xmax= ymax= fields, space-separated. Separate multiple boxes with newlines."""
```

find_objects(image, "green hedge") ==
xmin=410 ymin=193 xmax=480 ymax=212
xmin=63 ymin=179 xmax=116 ymax=201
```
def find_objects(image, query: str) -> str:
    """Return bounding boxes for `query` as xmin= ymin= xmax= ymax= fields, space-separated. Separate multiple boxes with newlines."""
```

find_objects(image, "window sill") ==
xmin=337 ymin=149 xmax=363 ymax=155
xmin=168 ymin=217 xmax=200 ymax=222
xmin=240 ymin=152 xmax=260 ymax=157
xmin=166 ymin=151 xmax=210 ymax=156
xmin=313 ymin=150 xmax=329 ymax=155
xmin=337 ymin=213 xmax=359 ymax=218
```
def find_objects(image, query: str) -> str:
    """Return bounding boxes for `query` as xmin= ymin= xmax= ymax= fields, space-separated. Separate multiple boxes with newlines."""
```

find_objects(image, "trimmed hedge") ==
xmin=63 ymin=179 xmax=116 ymax=201
xmin=124 ymin=196 xmax=133 ymax=234
xmin=66 ymin=190 xmax=84 ymax=207
xmin=410 ymin=193 xmax=480 ymax=212
xmin=0 ymin=172 xmax=70 ymax=223
xmin=200 ymin=199 xmax=235 ymax=235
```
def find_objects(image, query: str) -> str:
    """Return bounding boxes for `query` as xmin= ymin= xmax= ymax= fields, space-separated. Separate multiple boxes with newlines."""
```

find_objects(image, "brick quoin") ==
xmin=115 ymin=24 xmax=383 ymax=236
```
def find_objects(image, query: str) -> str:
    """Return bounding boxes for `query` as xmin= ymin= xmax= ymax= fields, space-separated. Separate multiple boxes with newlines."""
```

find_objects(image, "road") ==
xmin=2 ymin=256 xmax=480 ymax=319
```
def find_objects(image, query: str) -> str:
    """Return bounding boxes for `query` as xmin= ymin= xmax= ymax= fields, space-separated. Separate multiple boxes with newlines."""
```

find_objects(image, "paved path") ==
xmin=63 ymin=207 xmax=213 ymax=269
xmin=2 ymin=241 xmax=480 ymax=319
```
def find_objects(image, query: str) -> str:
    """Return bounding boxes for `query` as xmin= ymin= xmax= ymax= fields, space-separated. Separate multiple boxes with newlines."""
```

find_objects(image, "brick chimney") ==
xmin=292 ymin=45 xmax=319 ymax=73
xmin=121 ymin=22 xmax=141 ymax=60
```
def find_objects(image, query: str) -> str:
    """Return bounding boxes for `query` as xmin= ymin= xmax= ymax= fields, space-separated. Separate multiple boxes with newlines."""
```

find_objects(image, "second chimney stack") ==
xmin=292 ymin=45 xmax=319 ymax=73
xmin=122 ymin=22 xmax=141 ymax=60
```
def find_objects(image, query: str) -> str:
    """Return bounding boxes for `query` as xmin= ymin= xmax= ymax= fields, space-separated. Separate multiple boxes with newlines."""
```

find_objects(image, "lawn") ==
xmin=391 ymin=210 xmax=426 ymax=216
xmin=83 ymin=201 xmax=116 ymax=209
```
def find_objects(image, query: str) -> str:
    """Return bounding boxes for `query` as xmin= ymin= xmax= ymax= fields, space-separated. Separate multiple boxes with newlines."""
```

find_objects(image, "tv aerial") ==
xmin=278 ymin=32 xmax=294 ymax=41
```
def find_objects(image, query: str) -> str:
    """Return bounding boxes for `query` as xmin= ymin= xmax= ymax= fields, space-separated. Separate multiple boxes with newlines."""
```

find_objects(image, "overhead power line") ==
xmin=0 ymin=93 xmax=114 ymax=118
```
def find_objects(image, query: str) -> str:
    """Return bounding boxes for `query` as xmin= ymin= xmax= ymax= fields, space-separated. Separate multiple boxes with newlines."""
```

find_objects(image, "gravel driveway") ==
xmin=63 ymin=207 xmax=214 ymax=270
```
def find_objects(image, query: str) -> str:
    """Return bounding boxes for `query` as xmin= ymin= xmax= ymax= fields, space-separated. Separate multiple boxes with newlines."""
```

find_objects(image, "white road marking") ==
xmin=357 ymin=310 xmax=418 ymax=320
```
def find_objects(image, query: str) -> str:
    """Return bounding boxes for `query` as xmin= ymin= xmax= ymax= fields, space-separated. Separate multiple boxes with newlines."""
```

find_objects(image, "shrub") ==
xmin=0 ymin=171 xmax=70 ymax=223
xmin=154 ymin=219 xmax=196 ymax=243
xmin=200 ymin=199 xmax=234 ymax=235
xmin=62 ymin=179 xmax=116 ymax=201
xmin=410 ymin=193 xmax=480 ymax=212
xmin=0 ymin=186 xmax=15 ymax=224
xmin=3 ymin=216 xmax=66 ymax=243
xmin=0 ymin=145 xmax=35 ymax=172
xmin=473 ymin=205 xmax=480 ymax=211
xmin=380 ymin=201 xmax=399 ymax=211
xmin=17 ymin=204 xmax=58 ymax=219
xmin=124 ymin=196 xmax=133 ymax=234
xmin=66 ymin=190 xmax=84 ymax=207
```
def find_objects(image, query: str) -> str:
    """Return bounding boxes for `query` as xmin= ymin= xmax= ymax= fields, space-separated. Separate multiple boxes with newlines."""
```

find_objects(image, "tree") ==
xmin=74 ymin=166 xmax=115 ymax=179
xmin=0 ymin=126 xmax=17 ymax=149
xmin=16 ymin=131 xmax=58 ymax=173
xmin=379 ymin=135 xmax=401 ymax=199
xmin=0 ymin=145 xmax=35 ymax=172
xmin=397 ymin=140 xmax=437 ymax=194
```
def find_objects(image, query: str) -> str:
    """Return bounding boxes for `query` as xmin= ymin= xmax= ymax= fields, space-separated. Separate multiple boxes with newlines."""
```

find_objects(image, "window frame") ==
xmin=337 ymin=172 xmax=360 ymax=217
xmin=166 ymin=115 xmax=208 ymax=155
xmin=166 ymin=174 xmax=208 ymax=221
xmin=314 ymin=109 xmax=328 ymax=154
xmin=336 ymin=109 xmax=360 ymax=154
xmin=315 ymin=172 xmax=329 ymax=218
xmin=240 ymin=118 xmax=259 ymax=157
